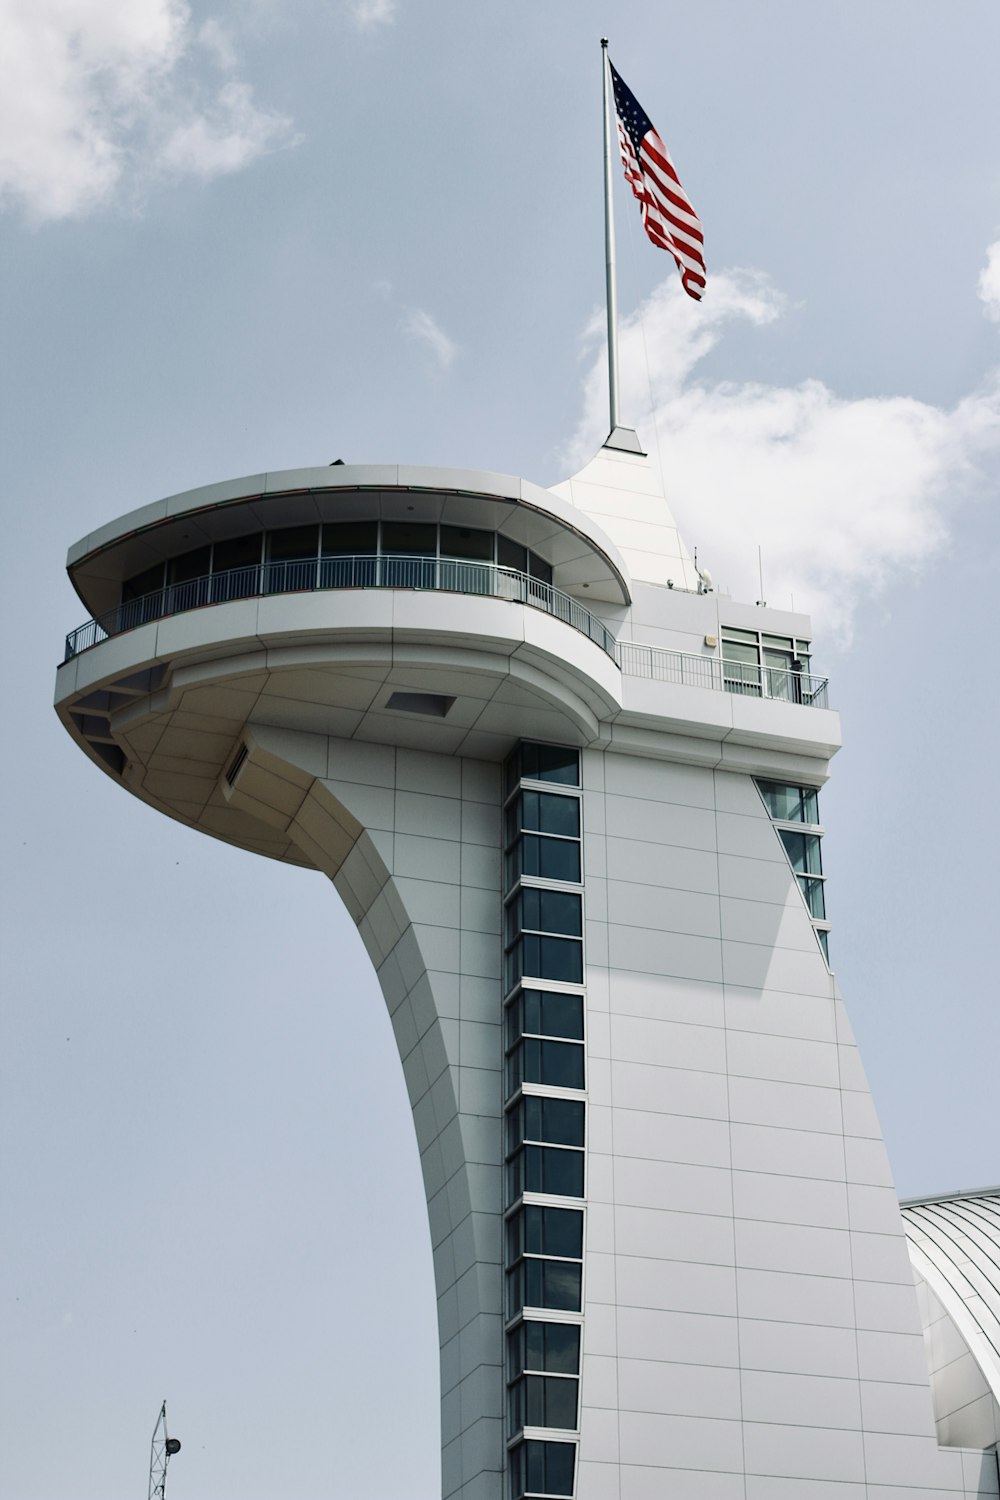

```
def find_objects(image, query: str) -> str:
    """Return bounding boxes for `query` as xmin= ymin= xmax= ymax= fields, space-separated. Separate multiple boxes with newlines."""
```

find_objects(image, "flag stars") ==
xmin=606 ymin=55 xmax=705 ymax=300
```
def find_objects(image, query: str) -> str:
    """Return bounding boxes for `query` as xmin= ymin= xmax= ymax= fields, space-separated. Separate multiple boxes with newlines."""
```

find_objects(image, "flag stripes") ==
xmin=609 ymin=59 xmax=705 ymax=300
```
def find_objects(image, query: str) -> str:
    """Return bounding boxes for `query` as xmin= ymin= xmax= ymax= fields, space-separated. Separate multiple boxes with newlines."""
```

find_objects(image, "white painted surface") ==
xmin=54 ymin=452 xmax=998 ymax=1500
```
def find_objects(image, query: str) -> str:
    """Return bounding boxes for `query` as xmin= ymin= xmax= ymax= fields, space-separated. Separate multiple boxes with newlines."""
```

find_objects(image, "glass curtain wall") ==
xmin=502 ymin=743 xmax=586 ymax=1500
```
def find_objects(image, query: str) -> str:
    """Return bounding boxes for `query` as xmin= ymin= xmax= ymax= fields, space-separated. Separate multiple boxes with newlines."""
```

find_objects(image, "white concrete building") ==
xmin=56 ymin=435 xmax=1000 ymax=1500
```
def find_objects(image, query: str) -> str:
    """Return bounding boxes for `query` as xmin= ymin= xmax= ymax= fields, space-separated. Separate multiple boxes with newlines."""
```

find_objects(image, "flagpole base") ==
xmin=604 ymin=425 xmax=646 ymax=455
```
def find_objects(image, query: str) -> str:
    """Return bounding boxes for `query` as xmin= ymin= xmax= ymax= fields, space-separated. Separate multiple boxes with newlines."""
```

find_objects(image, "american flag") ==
xmin=608 ymin=59 xmax=705 ymax=300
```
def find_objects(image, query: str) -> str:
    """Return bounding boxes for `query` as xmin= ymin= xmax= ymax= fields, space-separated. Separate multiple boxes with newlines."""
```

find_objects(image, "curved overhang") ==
xmin=53 ymin=585 xmax=625 ymax=860
xmin=66 ymin=463 xmax=632 ymax=618
xmin=901 ymin=1187 xmax=1000 ymax=1409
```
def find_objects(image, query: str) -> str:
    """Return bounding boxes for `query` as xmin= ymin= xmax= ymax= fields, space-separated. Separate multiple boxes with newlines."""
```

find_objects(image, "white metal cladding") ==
xmin=901 ymin=1189 xmax=1000 ymax=1406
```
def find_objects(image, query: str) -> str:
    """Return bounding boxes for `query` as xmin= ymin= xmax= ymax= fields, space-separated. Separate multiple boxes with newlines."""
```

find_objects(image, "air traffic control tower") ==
xmin=56 ymin=438 xmax=1000 ymax=1500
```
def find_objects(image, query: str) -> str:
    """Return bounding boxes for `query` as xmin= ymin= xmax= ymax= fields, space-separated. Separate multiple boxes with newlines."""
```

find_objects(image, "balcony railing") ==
xmin=618 ymin=641 xmax=829 ymax=709
xmin=63 ymin=558 xmax=830 ymax=709
xmin=63 ymin=555 xmax=618 ymax=662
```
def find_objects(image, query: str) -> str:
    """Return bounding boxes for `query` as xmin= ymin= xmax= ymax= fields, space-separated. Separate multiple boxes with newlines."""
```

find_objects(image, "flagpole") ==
xmin=601 ymin=37 xmax=620 ymax=435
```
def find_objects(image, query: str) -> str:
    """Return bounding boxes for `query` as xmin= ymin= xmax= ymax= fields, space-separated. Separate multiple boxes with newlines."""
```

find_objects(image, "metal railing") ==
xmin=63 ymin=558 xmax=830 ymax=709
xmin=618 ymin=641 xmax=829 ymax=709
xmin=64 ymin=555 xmax=618 ymax=661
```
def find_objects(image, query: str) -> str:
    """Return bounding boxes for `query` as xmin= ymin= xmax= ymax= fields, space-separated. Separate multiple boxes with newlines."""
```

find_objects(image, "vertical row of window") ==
xmin=756 ymin=779 xmax=832 ymax=963
xmin=503 ymin=744 xmax=585 ymax=1500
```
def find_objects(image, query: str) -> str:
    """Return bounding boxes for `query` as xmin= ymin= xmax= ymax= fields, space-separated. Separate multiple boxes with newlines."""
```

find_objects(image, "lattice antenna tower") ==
xmin=148 ymin=1401 xmax=181 ymax=1500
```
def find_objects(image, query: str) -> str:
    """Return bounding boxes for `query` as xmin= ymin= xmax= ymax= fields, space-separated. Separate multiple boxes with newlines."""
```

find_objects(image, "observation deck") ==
xmin=55 ymin=457 xmax=840 ymax=865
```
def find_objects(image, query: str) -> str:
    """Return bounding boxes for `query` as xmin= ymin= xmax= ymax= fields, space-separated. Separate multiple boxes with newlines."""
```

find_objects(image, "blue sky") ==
xmin=2 ymin=3 xmax=999 ymax=1497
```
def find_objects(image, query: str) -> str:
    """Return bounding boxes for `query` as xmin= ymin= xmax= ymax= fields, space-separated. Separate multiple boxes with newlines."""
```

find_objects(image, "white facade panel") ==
xmin=56 ymin=449 xmax=998 ymax=1500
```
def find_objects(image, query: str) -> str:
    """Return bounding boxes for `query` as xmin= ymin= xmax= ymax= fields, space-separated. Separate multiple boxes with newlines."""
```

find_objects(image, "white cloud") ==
xmin=197 ymin=17 xmax=238 ymax=71
xmin=403 ymin=307 xmax=457 ymax=372
xmin=350 ymin=0 xmax=396 ymax=28
xmin=0 ymin=0 xmax=297 ymax=223
xmin=979 ymin=240 xmax=1000 ymax=322
xmin=563 ymin=269 xmax=1000 ymax=640
xmin=158 ymin=81 xmax=294 ymax=179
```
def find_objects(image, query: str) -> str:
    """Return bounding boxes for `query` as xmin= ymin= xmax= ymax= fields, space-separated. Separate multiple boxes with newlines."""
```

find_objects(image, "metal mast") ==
xmin=148 ymin=1401 xmax=181 ymax=1500
xmin=600 ymin=37 xmax=621 ymax=436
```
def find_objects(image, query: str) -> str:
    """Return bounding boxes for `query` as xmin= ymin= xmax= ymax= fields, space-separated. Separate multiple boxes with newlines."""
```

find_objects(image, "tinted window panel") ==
xmin=527 ymin=1322 xmax=580 ymax=1374
xmin=519 ymin=791 xmax=580 ymax=838
xmin=758 ymin=780 xmax=800 ymax=821
xmin=509 ymin=1440 xmax=576 ymax=1500
xmin=539 ymin=1039 xmax=584 ymax=1090
xmin=505 ymin=993 xmax=524 ymax=1051
xmin=514 ymin=834 xmax=581 ymax=884
xmin=517 ymin=1095 xmax=585 ymax=1147
xmin=213 ymin=533 xmax=262 ymax=572
xmin=507 ymin=1146 xmax=584 ymax=1200
xmin=507 ymin=1204 xmax=583 ymax=1261
xmin=523 ymin=991 xmax=584 ymax=1041
xmin=723 ymin=640 xmax=759 ymax=665
xmin=121 ymin=562 xmax=165 ymax=603
xmin=520 ymin=743 xmax=579 ymax=785
xmin=509 ymin=1096 xmax=570 ymax=1152
xmin=539 ymin=889 xmax=582 ymax=937
xmin=780 ymin=829 xmax=823 ymax=876
xmin=504 ymin=743 xmax=523 ymax=796
xmin=509 ymin=1374 xmax=577 ymax=1431
xmin=799 ymin=876 xmax=827 ymax=919
xmin=440 ymin=525 xmax=493 ymax=560
xmin=505 ymin=1042 xmax=524 ymax=1096
xmin=267 ymin=525 xmax=319 ymax=561
xmin=508 ymin=1321 xmax=580 ymax=1377
xmin=533 ymin=1440 xmax=575 ymax=1496
xmin=506 ymin=1259 xmax=582 ymax=1317
xmin=518 ymin=888 xmax=582 ymax=938
xmin=168 ymin=547 xmax=210 ymax=584
xmin=505 ymin=942 xmax=524 ymax=993
xmin=758 ymin=780 xmax=821 ymax=825
xmin=533 ymin=1260 xmax=582 ymax=1312
xmin=321 ymin=521 xmax=378 ymax=555
xmin=508 ymin=1038 xmax=585 ymax=1094
xmin=498 ymin=536 xmax=528 ymax=573
xmin=382 ymin=521 xmax=436 ymax=554
xmin=517 ymin=935 xmax=583 ymax=985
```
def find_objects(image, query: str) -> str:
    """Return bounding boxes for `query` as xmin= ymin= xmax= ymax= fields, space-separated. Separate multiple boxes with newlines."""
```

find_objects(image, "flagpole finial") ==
xmin=600 ymin=36 xmax=608 ymax=48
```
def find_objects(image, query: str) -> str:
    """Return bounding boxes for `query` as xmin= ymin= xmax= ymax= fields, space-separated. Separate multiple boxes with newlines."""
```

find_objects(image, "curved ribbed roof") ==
xmin=901 ymin=1188 xmax=1000 ymax=1406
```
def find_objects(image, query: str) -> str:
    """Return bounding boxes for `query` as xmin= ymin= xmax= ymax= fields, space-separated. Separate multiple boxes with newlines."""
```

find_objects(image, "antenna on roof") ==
xmin=148 ymin=1401 xmax=181 ymax=1500
xmin=756 ymin=545 xmax=766 ymax=607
